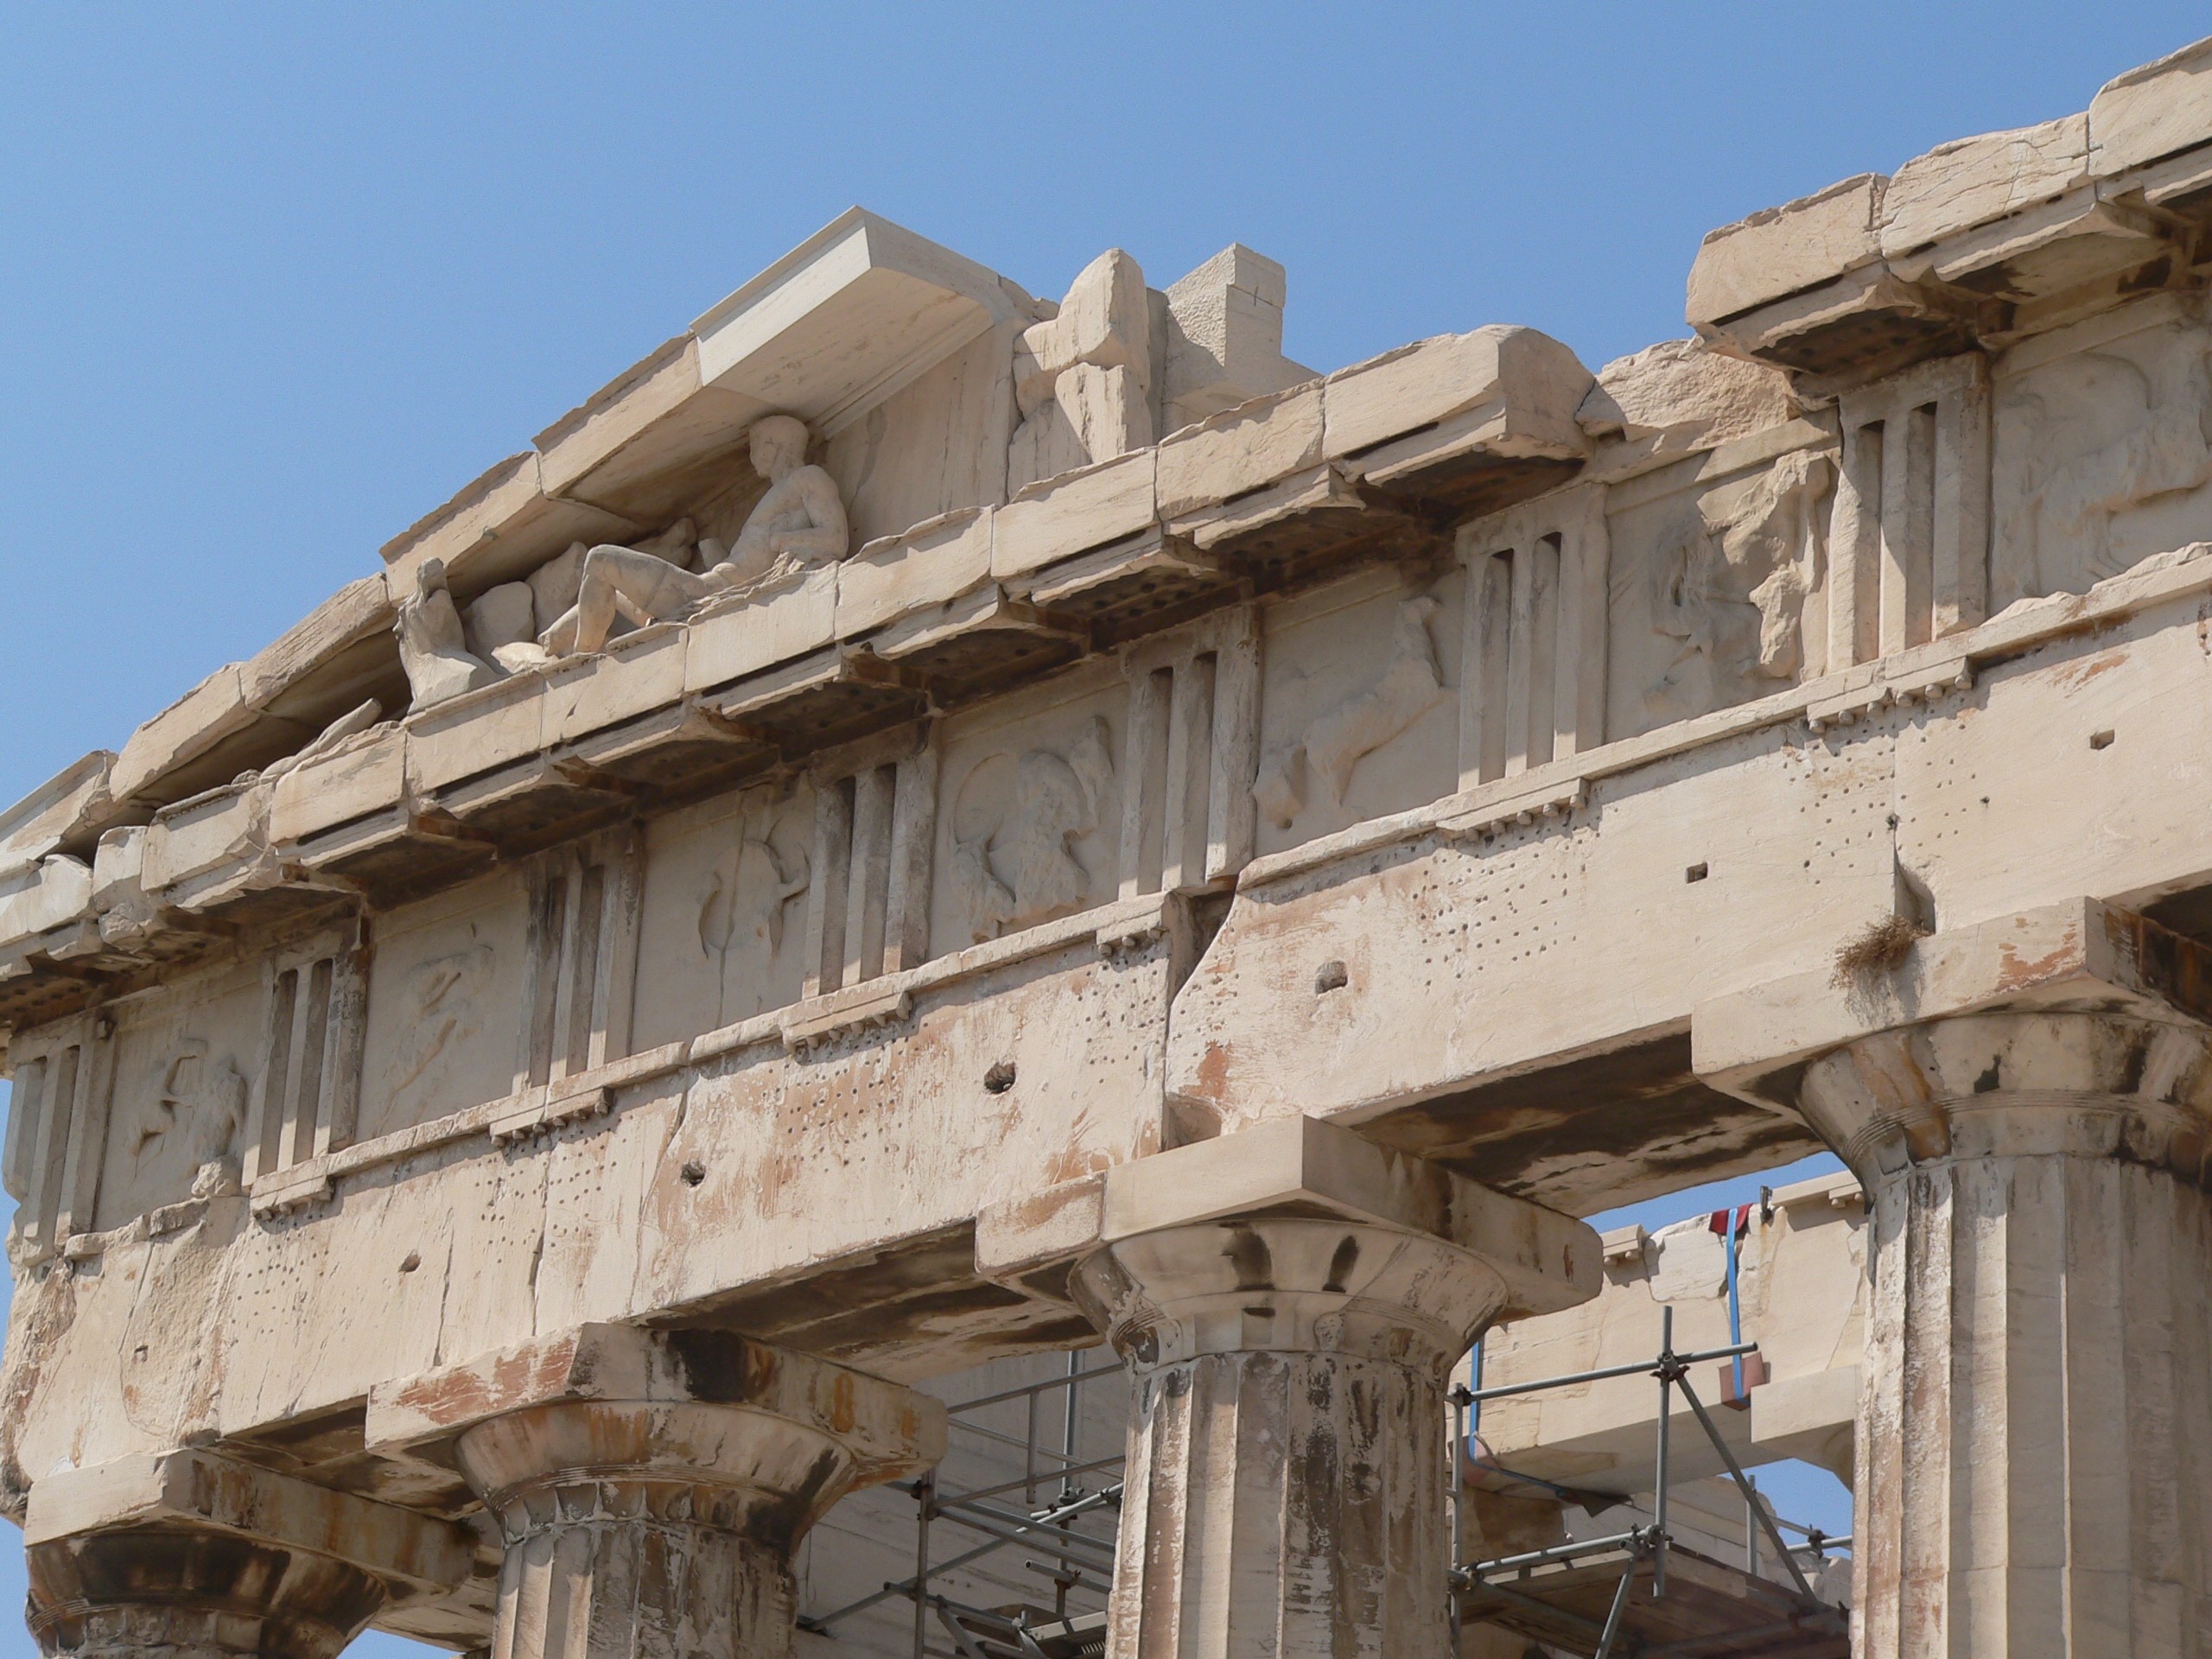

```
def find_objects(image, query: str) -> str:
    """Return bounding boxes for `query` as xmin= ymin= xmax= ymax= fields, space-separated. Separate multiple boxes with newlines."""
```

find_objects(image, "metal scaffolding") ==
xmin=804 ymin=1310 xmax=1853 ymax=1659
xmin=801 ymin=1353 xmax=1124 ymax=1659
xmin=1450 ymin=1307 xmax=1852 ymax=1659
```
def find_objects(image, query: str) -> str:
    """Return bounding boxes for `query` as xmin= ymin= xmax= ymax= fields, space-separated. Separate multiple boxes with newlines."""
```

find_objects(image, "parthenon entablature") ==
xmin=11 ymin=35 xmax=2212 ymax=1659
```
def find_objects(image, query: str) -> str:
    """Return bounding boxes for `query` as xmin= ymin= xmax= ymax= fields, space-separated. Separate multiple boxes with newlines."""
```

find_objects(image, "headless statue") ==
xmin=542 ymin=414 xmax=849 ymax=657
xmin=395 ymin=557 xmax=498 ymax=709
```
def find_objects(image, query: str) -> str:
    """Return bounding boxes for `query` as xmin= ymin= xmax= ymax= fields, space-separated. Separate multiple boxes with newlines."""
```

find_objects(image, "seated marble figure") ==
xmin=540 ymin=413 xmax=849 ymax=657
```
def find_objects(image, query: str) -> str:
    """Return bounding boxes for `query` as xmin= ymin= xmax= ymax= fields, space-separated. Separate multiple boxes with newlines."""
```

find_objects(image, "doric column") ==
xmin=365 ymin=1324 xmax=944 ymax=1659
xmin=1697 ymin=899 xmax=2212 ymax=1657
xmin=984 ymin=1115 xmax=1599 ymax=1659
xmin=23 ymin=1448 xmax=476 ymax=1659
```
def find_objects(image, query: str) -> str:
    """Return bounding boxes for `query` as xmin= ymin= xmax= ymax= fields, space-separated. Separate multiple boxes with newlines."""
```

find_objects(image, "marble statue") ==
xmin=541 ymin=415 xmax=849 ymax=657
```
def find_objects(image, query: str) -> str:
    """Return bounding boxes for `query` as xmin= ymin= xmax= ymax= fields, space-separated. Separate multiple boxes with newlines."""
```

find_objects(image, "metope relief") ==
xmin=135 ymin=1041 xmax=247 ymax=1199
xmin=950 ymin=718 xmax=1117 ymax=944
xmin=1253 ymin=566 xmax=1462 ymax=855
xmin=1606 ymin=439 xmax=1834 ymax=739
xmin=388 ymin=946 xmax=495 ymax=1103
xmin=696 ymin=794 xmax=812 ymax=1023
xmin=1256 ymin=596 xmax=1446 ymax=829
xmin=356 ymin=874 xmax=530 ymax=1144
xmin=1643 ymin=450 xmax=1831 ymax=726
xmin=1993 ymin=301 xmax=2212 ymax=609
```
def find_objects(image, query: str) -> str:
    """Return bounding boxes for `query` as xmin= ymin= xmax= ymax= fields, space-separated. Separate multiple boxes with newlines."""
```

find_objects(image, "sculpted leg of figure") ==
xmin=1046 ymin=1120 xmax=1598 ymax=1659
xmin=364 ymin=1326 xmax=944 ymax=1659
xmin=540 ymin=547 xmax=710 ymax=656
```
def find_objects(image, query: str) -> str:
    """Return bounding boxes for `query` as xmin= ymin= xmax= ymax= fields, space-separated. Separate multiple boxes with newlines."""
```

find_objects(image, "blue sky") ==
xmin=3 ymin=5 xmax=2208 ymax=1650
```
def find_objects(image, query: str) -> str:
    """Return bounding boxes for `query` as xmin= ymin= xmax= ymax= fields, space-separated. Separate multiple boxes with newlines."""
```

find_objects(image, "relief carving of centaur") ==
xmin=396 ymin=414 xmax=850 ymax=710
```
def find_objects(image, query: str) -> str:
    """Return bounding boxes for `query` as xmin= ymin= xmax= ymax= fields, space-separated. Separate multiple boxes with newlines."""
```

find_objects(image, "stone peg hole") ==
xmin=1314 ymin=959 xmax=1349 ymax=994
xmin=398 ymin=1251 xmax=420 ymax=1274
xmin=1686 ymin=861 xmax=1710 ymax=883
xmin=681 ymin=1160 xmax=708 ymax=1187
xmin=2091 ymin=728 xmax=2116 ymax=750
xmin=984 ymin=1060 xmax=1017 ymax=1094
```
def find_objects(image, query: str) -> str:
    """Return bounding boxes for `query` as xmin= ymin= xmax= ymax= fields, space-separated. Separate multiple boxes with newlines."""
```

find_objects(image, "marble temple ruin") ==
xmin=11 ymin=32 xmax=2212 ymax=1659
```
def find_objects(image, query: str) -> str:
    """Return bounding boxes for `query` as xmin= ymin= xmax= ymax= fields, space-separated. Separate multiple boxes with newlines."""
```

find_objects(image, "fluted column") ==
xmin=1004 ymin=1116 xmax=1599 ymax=1659
xmin=1695 ymin=899 xmax=2212 ymax=1658
xmin=22 ymin=1448 xmax=475 ymax=1659
xmin=365 ymin=1325 xmax=944 ymax=1659
xmin=1803 ymin=1009 xmax=2212 ymax=1656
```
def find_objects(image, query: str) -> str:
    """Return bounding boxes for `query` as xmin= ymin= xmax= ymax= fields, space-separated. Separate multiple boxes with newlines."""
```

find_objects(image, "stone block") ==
xmin=836 ymin=507 xmax=995 ymax=638
xmin=691 ymin=207 xmax=1017 ymax=435
xmin=1155 ymin=382 xmax=1324 ymax=518
xmin=239 ymin=575 xmax=394 ymax=711
xmin=0 ymin=753 xmax=113 ymax=874
xmin=142 ymin=785 xmax=262 ymax=892
xmin=1576 ymin=340 xmax=1797 ymax=474
xmin=1749 ymin=1363 xmax=1859 ymax=1472
xmin=535 ymin=334 xmax=701 ymax=500
xmin=1094 ymin=1115 xmax=1598 ymax=1320
xmin=1160 ymin=243 xmax=1313 ymax=426
xmin=404 ymin=671 xmax=546 ymax=794
xmin=683 ymin=564 xmax=841 ymax=693
xmin=1321 ymin=325 xmax=1591 ymax=465
xmin=88 ymin=826 xmax=143 ymax=911
xmin=2089 ymin=33 xmax=2212 ymax=176
xmin=364 ymin=1323 xmax=946 ymax=1476
xmin=542 ymin=623 xmax=688 ymax=747
xmin=112 ymin=664 xmax=253 ymax=807
xmin=24 ymin=1449 xmax=475 ymax=1597
xmin=1880 ymin=115 xmax=2089 ymax=257
xmin=270 ymin=726 xmax=407 ymax=845
xmin=0 ymin=855 xmax=92 ymax=950
xmin=462 ymin=581 xmax=537 ymax=659
xmin=1685 ymin=174 xmax=1887 ymax=327
xmin=990 ymin=448 xmax=1157 ymax=582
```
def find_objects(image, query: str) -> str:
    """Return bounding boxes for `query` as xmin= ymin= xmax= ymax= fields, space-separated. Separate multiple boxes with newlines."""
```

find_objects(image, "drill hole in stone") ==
xmin=2090 ymin=728 xmax=2116 ymax=750
xmin=681 ymin=1160 xmax=707 ymax=1187
xmin=984 ymin=1061 xmax=1017 ymax=1094
xmin=1686 ymin=862 xmax=1709 ymax=883
xmin=1314 ymin=960 xmax=1349 ymax=994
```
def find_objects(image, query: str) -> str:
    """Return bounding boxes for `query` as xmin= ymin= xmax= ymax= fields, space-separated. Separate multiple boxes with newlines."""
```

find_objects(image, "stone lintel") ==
xmin=363 ymin=1322 xmax=944 ymax=1483
xmin=978 ymin=1115 xmax=1599 ymax=1323
xmin=24 ymin=1449 xmax=476 ymax=1600
xmin=1694 ymin=897 xmax=2212 ymax=1107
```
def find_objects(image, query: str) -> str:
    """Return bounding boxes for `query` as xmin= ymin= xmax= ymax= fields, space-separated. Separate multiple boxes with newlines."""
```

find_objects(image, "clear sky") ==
xmin=3 ymin=6 xmax=2208 ymax=1653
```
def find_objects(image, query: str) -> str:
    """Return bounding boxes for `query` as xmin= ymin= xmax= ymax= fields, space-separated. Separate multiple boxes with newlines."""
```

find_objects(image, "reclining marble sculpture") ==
xmin=542 ymin=413 xmax=849 ymax=658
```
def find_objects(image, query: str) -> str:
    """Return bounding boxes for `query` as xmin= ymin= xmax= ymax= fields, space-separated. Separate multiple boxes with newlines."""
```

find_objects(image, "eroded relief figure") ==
xmin=543 ymin=415 xmax=849 ymax=658
xmin=698 ymin=804 xmax=810 ymax=1024
xmin=385 ymin=943 xmax=493 ymax=1103
xmin=1255 ymin=595 xmax=1446 ymax=830
xmin=1643 ymin=450 xmax=1829 ymax=726
xmin=1996 ymin=321 xmax=2212 ymax=603
xmin=136 ymin=1041 xmax=247 ymax=1199
xmin=952 ymin=718 xmax=1115 ymax=943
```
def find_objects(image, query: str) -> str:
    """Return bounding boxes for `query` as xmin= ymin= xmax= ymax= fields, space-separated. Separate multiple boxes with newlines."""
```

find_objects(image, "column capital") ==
xmin=982 ymin=1116 xmax=1599 ymax=1373
xmin=365 ymin=1323 xmax=944 ymax=1541
xmin=1695 ymin=898 xmax=2212 ymax=1182
xmin=24 ymin=1449 xmax=477 ymax=1659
